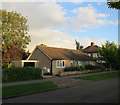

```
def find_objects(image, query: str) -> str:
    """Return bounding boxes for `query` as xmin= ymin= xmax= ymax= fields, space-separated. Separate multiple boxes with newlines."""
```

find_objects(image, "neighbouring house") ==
xmin=82 ymin=42 xmax=102 ymax=59
xmin=26 ymin=45 xmax=95 ymax=75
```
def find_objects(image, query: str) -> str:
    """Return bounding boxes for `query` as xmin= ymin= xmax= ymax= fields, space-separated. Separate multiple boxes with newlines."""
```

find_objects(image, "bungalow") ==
xmin=27 ymin=45 xmax=95 ymax=75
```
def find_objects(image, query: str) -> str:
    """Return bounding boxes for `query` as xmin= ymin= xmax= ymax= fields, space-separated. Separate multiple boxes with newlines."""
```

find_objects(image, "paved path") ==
xmin=3 ymin=77 xmax=119 ymax=103
xmin=3 ymin=70 xmax=117 ymax=88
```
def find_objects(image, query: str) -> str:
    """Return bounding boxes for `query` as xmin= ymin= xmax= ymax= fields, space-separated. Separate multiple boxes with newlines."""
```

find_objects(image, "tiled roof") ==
xmin=37 ymin=45 xmax=94 ymax=61
xmin=82 ymin=45 xmax=102 ymax=53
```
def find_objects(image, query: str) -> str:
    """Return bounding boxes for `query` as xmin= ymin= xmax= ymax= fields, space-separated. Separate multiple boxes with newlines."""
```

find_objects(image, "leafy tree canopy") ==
xmin=1 ymin=9 xmax=31 ymax=63
xmin=75 ymin=40 xmax=83 ymax=50
xmin=107 ymin=0 xmax=120 ymax=9
xmin=2 ymin=45 xmax=23 ymax=63
xmin=98 ymin=41 xmax=119 ymax=70
xmin=22 ymin=50 xmax=30 ymax=60
xmin=40 ymin=44 xmax=47 ymax=46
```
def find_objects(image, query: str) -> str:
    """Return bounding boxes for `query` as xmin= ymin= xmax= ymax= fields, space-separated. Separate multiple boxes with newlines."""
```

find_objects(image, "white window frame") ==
xmin=78 ymin=61 xmax=82 ymax=66
xmin=89 ymin=61 xmax=93 ymax=65
xmin=88 ymin=53 xmax=91 ymax=57
xmin=70 ymin=60 xmax=75 ymax=66
xmin=56 ymin=60 xmax=65 ymax=68
xmin=93 ymin=53 xmax=98 ymax=58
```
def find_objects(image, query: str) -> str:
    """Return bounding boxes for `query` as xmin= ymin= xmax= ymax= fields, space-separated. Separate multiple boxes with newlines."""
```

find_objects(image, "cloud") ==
xmin=97 ymin=13 xmax=109 ymax=18
xmin=2 ymin=0 xmax=57 ymax=2
xmin=88 ymin=3 xmax=92 ymax=7
xmin=74 ymin=29 xmax=86 ymax=32
xmin=69 ymin=5 xmax=115 ymax=28
xmin=27 ymin=29 xmax=78 ymax=51
xmin=2 ymin=2 xmax=117 ymax=30
xmin=79 ymin=37 xmax=106 ymax=47
xmin=107 ymin=20 xmax=118 ymax=25
xmin=56 ymin=4 xmax=117 ymax=32
xmin=73 ymin=2 xmax=83 ymax=5
xmin=2 ymin=2 xmax=117 ymax=51
xmin=2 ymin=2 xmax=66 ymax=30
xmin=97 ymin=2 xmax=102 ymax=6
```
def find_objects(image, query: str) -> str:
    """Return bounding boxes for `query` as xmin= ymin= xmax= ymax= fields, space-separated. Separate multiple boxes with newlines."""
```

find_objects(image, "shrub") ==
xmin=2 ymin=63 xmax=8 ymax=69
xmin=2 ymin=67 xmax=42 ymax=83
xmin=85 ymin=65 xmax=95 ymax=70
xmin=85 ymin=64 xmax=105 ymax=71
xmin=95 ymin=65 xmax=105 ymax=71
xmin=64 ymin=65 xmax=85 ymax=72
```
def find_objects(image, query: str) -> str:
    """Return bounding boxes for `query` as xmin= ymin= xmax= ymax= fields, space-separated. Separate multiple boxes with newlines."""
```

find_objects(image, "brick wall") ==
xmin=28 ymin=48 xmax=51 ymax=70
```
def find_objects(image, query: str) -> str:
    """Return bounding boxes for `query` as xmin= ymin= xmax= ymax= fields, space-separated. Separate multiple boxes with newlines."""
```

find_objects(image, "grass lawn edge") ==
xmin=73 ymin=71 xmax=120 ymax=81
xmin=2 ymin=81 xmax=58 ymax=99
xmin=3 ymin=87 xmax=58 ymax=100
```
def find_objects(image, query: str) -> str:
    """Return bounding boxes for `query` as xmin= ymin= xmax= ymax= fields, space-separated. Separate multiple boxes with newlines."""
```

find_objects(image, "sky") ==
xmin=1 ymin=1 xmax=118 ymax=52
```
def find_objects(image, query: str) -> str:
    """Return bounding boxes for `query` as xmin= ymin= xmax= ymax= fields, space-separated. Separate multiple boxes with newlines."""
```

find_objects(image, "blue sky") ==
xmin=57 ymin=2 xmax=118 ymax=42
xmin=2 ymin=2 xmax=118 ymax=52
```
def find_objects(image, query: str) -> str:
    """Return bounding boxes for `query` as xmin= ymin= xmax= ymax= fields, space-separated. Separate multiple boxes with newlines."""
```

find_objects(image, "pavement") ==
xmin=3 ymin=77 xmax=119 ymax=103
xmin=3 ymin=70 xmax=118 ymax=88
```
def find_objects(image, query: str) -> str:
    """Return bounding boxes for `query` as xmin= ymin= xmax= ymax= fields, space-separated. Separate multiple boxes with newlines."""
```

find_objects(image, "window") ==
xmin=89 ymin=61 xmax=92 ymax=65
xmin=93 ymin=53 xmax=98 ymax=58
xmin=88 ymin=53 xmax=91 ymax=57
xmin=56 ymin=60 xmax=65 ymax=68
xmin=71 ymin=61 xmax=75 ymax=66
xmin=78 ymin=61 xmax=82 ymax=65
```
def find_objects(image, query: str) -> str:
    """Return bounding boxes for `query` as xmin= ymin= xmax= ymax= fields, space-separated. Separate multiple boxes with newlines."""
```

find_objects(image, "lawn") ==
xmin=3 ymin=81 xmax=57 ymax=98
xmin=74 ymin=71 xmax=120 ymax=81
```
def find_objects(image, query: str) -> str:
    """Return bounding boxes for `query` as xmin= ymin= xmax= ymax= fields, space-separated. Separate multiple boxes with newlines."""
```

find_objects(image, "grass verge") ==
xmin=2 ymin=81 xmax=57 ymax=98
xmin=74 ymin=71 xmax=120 ymax=81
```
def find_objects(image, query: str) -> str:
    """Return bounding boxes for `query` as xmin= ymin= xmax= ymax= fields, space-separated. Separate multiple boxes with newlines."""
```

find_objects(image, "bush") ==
xmin=64 ymin=65 xmax=86 ymax=72
xmin=2 ymin=63 xmax=8 ymax=69
xmin=95 ymin=65 xmax=105 ymax=71
xmin=85 ymin=64 xmax=105 ymax=71
xmin=2 ymin=67 xmax=42 ymax=83
xmin=85 ymin=65 xmax=95 ymax=70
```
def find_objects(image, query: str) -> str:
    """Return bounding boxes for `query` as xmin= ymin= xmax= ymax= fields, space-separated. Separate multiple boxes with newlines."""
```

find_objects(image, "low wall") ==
xmin=59 ymin=70 xmax=102 ymax=76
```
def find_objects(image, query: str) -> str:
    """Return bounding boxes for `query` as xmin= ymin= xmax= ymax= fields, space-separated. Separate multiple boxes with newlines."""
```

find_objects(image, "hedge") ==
xmin=2 ymin=67 xmax=42 ymax=83
xmin=85 ymin=65 xmax=105 ymax=70
xmin=64 ymin=65 xmax=86 ymax=72
xmin=64 ymin=65 xmax=105 ymax=72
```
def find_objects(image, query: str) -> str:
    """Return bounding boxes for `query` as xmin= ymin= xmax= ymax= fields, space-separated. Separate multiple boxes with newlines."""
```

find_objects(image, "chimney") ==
xmin=91 ymin=42 xmax=95 ymax=46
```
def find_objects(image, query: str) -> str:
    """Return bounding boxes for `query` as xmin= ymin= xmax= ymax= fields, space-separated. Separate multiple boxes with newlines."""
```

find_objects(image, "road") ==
xmin=3 ymin=77 xmax=119 ymax=103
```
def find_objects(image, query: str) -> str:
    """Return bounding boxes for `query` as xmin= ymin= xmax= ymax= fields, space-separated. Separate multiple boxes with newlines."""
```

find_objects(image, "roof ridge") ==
xmin=82 ymin=44 xmax=101 ymax=53
xmin=38 ymin=45 xmax=91 ymax=56
xmin=36 ymin=45 xmax=94 ymax=61
xmin=38 ymin=45 xmax=79 ymax=51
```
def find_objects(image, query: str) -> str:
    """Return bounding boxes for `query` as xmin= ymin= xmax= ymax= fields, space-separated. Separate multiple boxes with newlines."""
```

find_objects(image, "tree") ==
xmin=1 ymin=10 xmax=31 ymax=63
xmin=2 ymin=44 xmax=23 ymax=63
xmin=98 ymin=41 xmax=118 ymax=70
xmin=79 ymin=45 xmax=83 ymax=50
xmin=75 ymin=40 xmax=83 ymax=50
xmin=107 ymin=0 xmax=120 ymax=9
xmin=75 ymin=40 xmax=80 ymax=50
xmin=22 ymin=50 xmax=30 ymax=60
xmin=40 ymin=44 xmax=47 ymax=46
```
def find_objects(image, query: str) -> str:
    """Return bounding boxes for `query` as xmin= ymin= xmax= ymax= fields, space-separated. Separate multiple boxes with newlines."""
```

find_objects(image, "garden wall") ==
xmin=59 ymin=70 xmax=102 ymax=76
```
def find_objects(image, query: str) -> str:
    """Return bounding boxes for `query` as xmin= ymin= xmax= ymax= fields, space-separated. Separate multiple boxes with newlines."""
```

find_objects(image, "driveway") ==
xmin=3 ymin=77 xmax=119 ymax=103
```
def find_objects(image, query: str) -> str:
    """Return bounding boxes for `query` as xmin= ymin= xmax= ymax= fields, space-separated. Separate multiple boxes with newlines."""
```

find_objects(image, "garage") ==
xmin=12 ymin=60 xmax=38 ymax=67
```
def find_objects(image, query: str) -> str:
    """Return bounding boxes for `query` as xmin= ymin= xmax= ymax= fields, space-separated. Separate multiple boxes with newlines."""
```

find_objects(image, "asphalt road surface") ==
xmin=3 ymin=77 xmax=119 ymax=103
